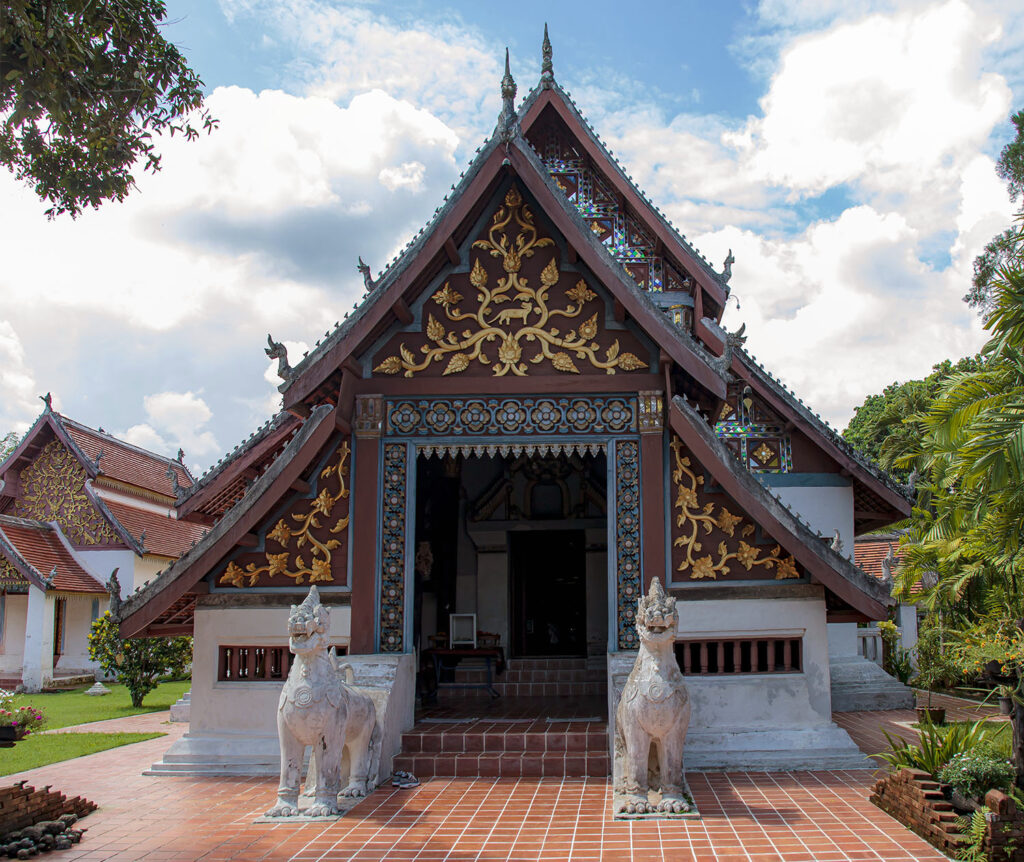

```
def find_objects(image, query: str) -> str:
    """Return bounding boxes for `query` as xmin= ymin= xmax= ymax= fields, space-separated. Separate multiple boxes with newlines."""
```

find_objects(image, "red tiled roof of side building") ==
xmin=102 ymin=499 xmax=209 ymax=559
xmin=854 ymin=536 xmax=902 ymax=581
xmin=0 ymin=516 xmax=107 ymax=593
xmin=59 ymin=416 xmax=194 ymax=498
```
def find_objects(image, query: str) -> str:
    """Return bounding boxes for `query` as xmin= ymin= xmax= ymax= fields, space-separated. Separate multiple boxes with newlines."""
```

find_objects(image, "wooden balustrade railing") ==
xmin=674 ymin=637 xmax=802 ymax=675
xmin=217 ymin=644 xmax=348 ymax=681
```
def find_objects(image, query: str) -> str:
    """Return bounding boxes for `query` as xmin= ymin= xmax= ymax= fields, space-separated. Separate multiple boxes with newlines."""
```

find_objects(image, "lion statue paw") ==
xmin=264 ymin=801 xmax=300 ymax=818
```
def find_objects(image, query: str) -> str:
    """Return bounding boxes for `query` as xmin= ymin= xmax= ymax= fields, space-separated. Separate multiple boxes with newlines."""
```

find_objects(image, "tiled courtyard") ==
xmin=1 ymin=699 xmax=977 ymax=862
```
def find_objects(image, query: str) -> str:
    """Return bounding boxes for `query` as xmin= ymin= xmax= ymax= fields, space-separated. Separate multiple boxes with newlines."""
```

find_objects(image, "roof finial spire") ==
xmin=40 ymin=392 xmax=52 ymax=412
xmin=497 ymin=47 xmax=519 ymax=144
xmin=541 ymin=23 xmax=554 ymax=88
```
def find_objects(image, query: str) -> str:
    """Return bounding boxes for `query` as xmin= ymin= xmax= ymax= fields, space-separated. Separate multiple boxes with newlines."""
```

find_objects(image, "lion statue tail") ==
xmin=329 ymin=647 xmax=357 ymax=685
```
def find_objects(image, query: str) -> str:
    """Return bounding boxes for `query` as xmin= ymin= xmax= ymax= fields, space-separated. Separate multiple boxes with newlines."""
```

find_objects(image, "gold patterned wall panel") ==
xmin=372 ymin=186 xmax=650 ymax=378
xmin=670 ymin=434 xmax=799 ymax=582
xmin=218 ymin=440 xmax=351 ymax=588
xmin=12 ymin=439 xmax=121 ymax=545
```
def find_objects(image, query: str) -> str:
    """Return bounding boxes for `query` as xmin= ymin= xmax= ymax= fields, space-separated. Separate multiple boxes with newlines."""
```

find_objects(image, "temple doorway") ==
xmin=412 ymin=448 xmax=608 ymax=659
xmin=510 ymin=529 xmax=586 ymax=657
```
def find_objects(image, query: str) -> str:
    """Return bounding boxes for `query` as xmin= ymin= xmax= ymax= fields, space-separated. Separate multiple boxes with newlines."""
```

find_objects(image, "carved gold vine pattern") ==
xmin=670 ymin=436 xmax=799 ymax=581
xmin=13 ymin=439 xmax=120 ymax=545
xmin=220 ymin=441 xmax=351 ymax=588
xmin=373 ymin=186 xmax=647 ymax=378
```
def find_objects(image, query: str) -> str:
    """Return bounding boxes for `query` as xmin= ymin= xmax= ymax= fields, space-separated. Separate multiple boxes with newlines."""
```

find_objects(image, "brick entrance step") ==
xmin=449 ymin=656 xmax=607 ymax=698
xmin=394 ymin=716 xmax=609 ymax=779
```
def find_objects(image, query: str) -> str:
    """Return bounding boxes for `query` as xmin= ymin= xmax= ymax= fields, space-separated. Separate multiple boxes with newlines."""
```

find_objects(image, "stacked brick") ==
xmin=984 ymin=789 xmax=1024 ymax=862
xmin=870 ymin=768 xmax=965 ymax=856
xmin=0 ymin=783 xmax=96 ymax=834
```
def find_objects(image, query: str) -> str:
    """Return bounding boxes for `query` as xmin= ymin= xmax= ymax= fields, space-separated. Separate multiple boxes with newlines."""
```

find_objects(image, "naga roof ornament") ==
xmin=40 ymin=392 xmax=52 ymax=412
xmin=497 ymin=48 xmax=519 ymax=144
xmin=265 ymin=334 xmax=292 ymax=381
xmin=720 ymin=249 xmax=734 ymax=284
xmin=357 ymin=257 xmax=376 ymax=292
xmin=541 ymin=24 xmax=554 ymax=88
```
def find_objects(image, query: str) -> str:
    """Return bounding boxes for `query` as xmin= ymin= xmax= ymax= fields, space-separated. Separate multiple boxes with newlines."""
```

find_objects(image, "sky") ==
xmin=2 ymin=0 xmax=1023 ymax=474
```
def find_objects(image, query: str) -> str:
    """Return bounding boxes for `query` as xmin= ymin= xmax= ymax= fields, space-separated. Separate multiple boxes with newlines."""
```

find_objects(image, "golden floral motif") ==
xmin=373 ymin=185 xmax=648 ymax=378
xmin=671 ymin=435 xmax=798 ymax=581
xmin=219 ymin=441 xmax=352 ymax=588
xmin=12 ymin=439 xmax=120 ymax=545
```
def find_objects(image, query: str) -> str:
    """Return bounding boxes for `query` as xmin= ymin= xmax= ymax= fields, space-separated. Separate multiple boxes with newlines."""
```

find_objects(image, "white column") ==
xmin=21 ymin=585 xmax=47 ymax=692
xmin=897 ymin=603 xmax=919 ymax=654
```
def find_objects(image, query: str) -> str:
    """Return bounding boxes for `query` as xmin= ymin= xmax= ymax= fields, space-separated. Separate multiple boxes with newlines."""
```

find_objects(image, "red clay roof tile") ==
xmin=0 ymin=516 xmax=106 ymax=594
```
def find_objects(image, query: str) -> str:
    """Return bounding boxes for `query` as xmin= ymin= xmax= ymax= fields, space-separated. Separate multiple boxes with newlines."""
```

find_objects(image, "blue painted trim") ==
xmin=605 ymin=440 xmax=618 ymax=654
xmin=757 ymin=473 xmax=852 ymax=488
xmin=403 ymin=442 xmax=416 ymax=653
xmin=373 ymin=437 xmax=384 ymax=653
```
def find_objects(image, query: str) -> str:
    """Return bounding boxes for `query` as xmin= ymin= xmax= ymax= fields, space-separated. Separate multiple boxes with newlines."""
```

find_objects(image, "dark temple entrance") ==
xmin=510 ymin=529 xmax=586 ymax=657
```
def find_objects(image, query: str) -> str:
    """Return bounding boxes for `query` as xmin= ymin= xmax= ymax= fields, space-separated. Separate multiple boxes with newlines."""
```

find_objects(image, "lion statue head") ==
xmin=636 ymin=577 xmax=677 ymax=645
xmin=288 ymin=586 xmax=330 ymax=656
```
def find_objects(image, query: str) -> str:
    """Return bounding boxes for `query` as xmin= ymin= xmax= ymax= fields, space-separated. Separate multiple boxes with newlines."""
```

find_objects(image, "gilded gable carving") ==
xmin=219 ymin=440 xmax=351 ymax=588
xmin=373 ymin=186 xmax=649 ymax=378
xmin=670 ymin=434 xmax=799 ymax=582
xmin=12 ymin=439 xmax=120 ymax=545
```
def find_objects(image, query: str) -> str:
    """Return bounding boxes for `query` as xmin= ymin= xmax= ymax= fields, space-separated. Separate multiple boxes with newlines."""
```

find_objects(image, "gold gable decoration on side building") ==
xmin=13 ymin=439 xmax=120 ymax=545
xmin=220 ymin=441 xmax=351 ymax=588
xmin=373 ymin=186 xmax=648 ymax=378
xmin=670 ymin=435 xmax=798 ymax=581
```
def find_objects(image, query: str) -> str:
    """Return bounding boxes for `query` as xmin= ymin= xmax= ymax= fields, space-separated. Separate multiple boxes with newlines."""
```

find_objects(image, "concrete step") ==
xmin=392 ymin=749 xmax=609 ymax=778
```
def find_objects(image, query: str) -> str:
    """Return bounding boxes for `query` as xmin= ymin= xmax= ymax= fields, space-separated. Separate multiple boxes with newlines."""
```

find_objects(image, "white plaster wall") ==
xmin=192 ymin=605 xmax=352 ymax=734
xmin=55 ymin=596 xmax=101 ymax=673
xmin=154 ymin=602 xmax=416 ymax=779
xmin=828 ymin=622 xmax=860 ymax=657
xmin=73 ymin=548 xmax=136 ymax=595
xmin=674 ymin=595 xmax=833 ymax=727
xmin=133 ymin=555 xmax=168 ymax=591
xmin=0 ymin=595 xmax=27 ymax=676
xmin=770 ymin=485 xmax=855 ymax=560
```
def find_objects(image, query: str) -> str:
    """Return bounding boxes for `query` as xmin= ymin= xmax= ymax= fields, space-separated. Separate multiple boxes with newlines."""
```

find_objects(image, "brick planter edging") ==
xmin=871 ymin=770 xmax=1024 ymax=861
xmin=984 ymin=789 xmax=1024 ymax=862
xmin=870 ymin=768 xmax=965 ymax=856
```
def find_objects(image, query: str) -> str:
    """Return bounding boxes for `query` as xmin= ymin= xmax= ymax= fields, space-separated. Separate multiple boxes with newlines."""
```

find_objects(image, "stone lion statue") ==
xmin=615 ymin=577 xmax=691 ymax=815
xmin=266 ymin=586 xmax=380 ymax=817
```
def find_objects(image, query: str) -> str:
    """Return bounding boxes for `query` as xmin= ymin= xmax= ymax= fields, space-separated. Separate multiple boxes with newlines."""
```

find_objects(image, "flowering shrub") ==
xmin=938 ymin=747 xmax=1015 ymax=801
xmin=0 ymin=689 xmax=13 ymax=710
xmin=0 ymin=705 xmax=45 ymax=736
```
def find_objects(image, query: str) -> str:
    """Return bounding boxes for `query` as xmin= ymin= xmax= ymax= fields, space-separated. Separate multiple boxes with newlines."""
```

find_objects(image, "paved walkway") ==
xmin=42 ymin=710 xmax=182 ymax=735
xmin=2 ymin=710 xmax=952 ymax=862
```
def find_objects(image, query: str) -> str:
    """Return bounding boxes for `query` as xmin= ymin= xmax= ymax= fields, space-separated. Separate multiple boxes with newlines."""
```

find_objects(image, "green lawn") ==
xmin=0 ymin=732 xmax=164 ymax=776
xmin=9 ymin=680 xmax=190 ymax=730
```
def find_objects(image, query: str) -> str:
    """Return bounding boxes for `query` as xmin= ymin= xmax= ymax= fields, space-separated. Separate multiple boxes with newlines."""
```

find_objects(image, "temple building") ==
xmin=116 ymin=35 xmax=912 ymax=778
xmin=0 ymin=400 xmax=206 ymax=691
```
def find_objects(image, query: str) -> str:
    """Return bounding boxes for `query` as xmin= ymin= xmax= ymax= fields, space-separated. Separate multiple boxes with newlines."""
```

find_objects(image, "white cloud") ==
xmin=0 ymin=321 xmax=41 ymax=435
xmin=119 ymin=391 xmax=220 ymax=465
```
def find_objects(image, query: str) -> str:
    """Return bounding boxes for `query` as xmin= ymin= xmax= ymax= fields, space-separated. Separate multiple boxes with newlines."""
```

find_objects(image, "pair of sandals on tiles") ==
xmin=392 ymin=770 xmax=420 ymax=788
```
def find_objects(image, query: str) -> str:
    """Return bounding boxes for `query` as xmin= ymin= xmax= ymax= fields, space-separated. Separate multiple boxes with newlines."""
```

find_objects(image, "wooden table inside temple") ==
xmin=422 ymin=647 xmax=506 ymax=699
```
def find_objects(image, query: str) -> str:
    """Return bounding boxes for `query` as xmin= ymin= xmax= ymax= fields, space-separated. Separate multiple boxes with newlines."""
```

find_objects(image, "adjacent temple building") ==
xmin=0 ymin=401 xmax=206 ymax=690
xmin=113 ymin=35 xmax=913 ymax=778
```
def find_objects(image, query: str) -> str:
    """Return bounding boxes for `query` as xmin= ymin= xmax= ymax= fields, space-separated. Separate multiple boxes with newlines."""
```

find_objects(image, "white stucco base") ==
xmin=148 ymin=603 xmax=415 ymax=781
xmin=609 ymin=591 xmax=870 ymax=772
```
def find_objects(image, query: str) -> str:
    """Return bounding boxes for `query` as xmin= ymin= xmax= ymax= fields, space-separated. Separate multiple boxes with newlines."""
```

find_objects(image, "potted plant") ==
xmin=0 ymin=705 xmax=44 ymax=744
xmin=913 ymin=625 xmax=960 ymax=723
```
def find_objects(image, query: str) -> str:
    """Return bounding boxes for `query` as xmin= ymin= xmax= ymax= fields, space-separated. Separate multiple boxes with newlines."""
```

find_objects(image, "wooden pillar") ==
xmin=349 ymin=394 xmax=383 ymax=654
xmin=638 ymin=390 xmax=666 ymax=593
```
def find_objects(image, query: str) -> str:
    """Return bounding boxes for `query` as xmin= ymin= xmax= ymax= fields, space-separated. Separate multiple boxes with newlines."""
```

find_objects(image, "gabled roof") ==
xmin=176 ymin=411 xmax=301 ymax=521
xmin=117 ymin=405 xmax=338 ymax=637
xmin=669 ymin=395 xmax=891 ymax=619
xmin=101 ymin=499 xmax=208 ymax=558
xmin=518 ymin=80 xmax=730 ymax=317
xmin=0 ymin=405 xmax=193 ymax=500
xmin=0 ymin=515 xmax=106 ymax=594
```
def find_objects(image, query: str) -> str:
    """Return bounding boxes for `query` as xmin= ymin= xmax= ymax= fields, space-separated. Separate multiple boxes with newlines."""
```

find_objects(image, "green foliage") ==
xmin=0 ymin=731 xmax=163 ymax=777
xmin=914 ymin=622 xmax=967 ymax=703
xmin=0 ymin=0 xmax=217 ymax=218
xmin=955 ymin=806 xmax=991 ymax=862
xmin=940 ymin=747 xmax=1015 ymax=800
xmin=9 ymin=680 xmax=190 ymax=729
xmin=841 ymin=356 xmax=982 ymax=480
xmin=878 ymin=619 xmax=915 ymax=684
xmin=88 ymin=611 xmax=191 ymax=708
xmin=877 ymin=719 xmax=992 ymax=776
xmin=0 ymin=430 xmax=18 ymax=462
xmin=967 ymin=110 xmax=1024 ymax=316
